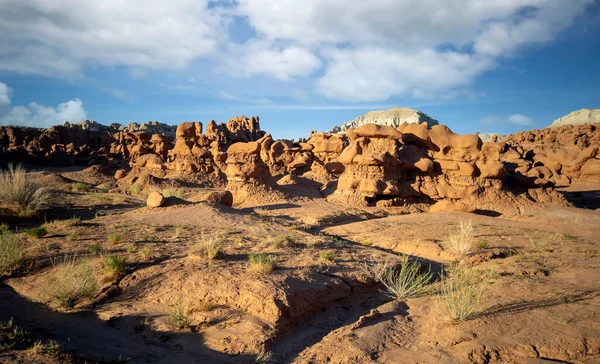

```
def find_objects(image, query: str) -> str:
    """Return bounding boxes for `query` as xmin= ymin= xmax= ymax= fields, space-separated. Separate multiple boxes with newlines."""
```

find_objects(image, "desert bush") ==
xmin=24 ymin=227 xmax=47 ymax=239
xmin=445 ymin=219 xmax=474 ymax=258
xmin=129 ymin=183 xmax=141 ymax=195
xmin=319 ymin=252 xmax=335 ymax=262
xmin=0 ymin=318 xmax=31 ymax=351
xmin=269 ymin=234 xmax=295 ymax=248
xmin=438 ymin=264 xmax=487 ymax=321
xmin=70 ymin=182 xmax=91 ymax=193
xmin=103 ymin=255 xmax=128 ymax=278
xmin=125 ymin=243 xmax=137 ymax=253
xmin=167 ymin=295 xmax=189 ymax=330
xmin=188 ymin=233 xmax=224 ymax=260
xmin=86 ymin=244 xmax=101 ymax=255
xmin=380 ymin=255 xmax=432 ymax=300
xmin=248 ymin=253 xmax=275 ymax=274
xmin=139 ymin=246 xmax=152 ymax=260
xmin=162 ymin=187 xmax=185 ymax=199
xmin=0 ymin=164 xmax=54 ymax=217
xmin=477 ymin=239 xmax=489 ymax=250
xmin=107 ymin=233 xmax=121 ymax=245
xmin=45 ymin=258 xmax=98 ymax=308
xmin=0 ymin=232 xmax=24 ymax=276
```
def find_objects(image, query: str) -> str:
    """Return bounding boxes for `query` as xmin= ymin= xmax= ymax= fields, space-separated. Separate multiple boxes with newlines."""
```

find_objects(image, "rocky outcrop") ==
xmin=330 ymin=107 xmax=438 ymax=133
xmin=501 ymin=123 xmax=600 ymax=185
xmin=549 ymin=109 xmax=600 ymax=128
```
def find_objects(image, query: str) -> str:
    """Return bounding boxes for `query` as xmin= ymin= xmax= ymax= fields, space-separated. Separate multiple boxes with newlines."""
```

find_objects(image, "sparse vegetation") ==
xmin=438 ymin=264 xmax=487 ymax=321
xmin=248 ymin=253 xmax=275 ymax=274
xmin=445 ymin=219 xmax=474 ymax=258
xmin=269 ymin=234 xmax=295 ymax=248
xmin=188 ymin=233 xmax=224 ymax=260
xmin=29 ymin=339 xmax=62 ymax=356
xmin=107 ymin=233 xmax=122 ymax=245
xmin=87 ymin=244 xmax=101 ymax=255
xmin=70 ymin=182 xmax=92 ymax=193
xmin=125 ymin=242 xmax=138 ymax=253
xmin=562 ymin=233 xmax=577 ymax=241
xmin=103 ymin=255 xmax=128 ymax=278
xmin=477 ymin=239 xmax=489 ymax=250
xmin=364 ymin=255 xmax=432 ymax=300
xmin=45 ymin=217 xmax=80 ymax=229
xmin=360 ymin=240 xmax=374 ymax=246
xmin=254 ymin=348 xmax=274 ymax=363
xmin=167 ymin=295 xmax=189 ymax=330
xmin=0 ymin=318 xmax=31 ymax=351
xmin=45 ymin=258 xmax=98 ymax=308
xmin=129 ymin=183 xmax=141 ymax=195
xmin=0 ymin=163 xmax=54 ymax=217
xmin=162 ymin=187 xmax=185 ymax=198
xmin=24 ymin=227 xmax=47 ymax=239
xmin=0 ymin=223 xmax=10 ymax=233
xmin=0 ymin=232 xmax=24 ymax=276
xmin=319 ymin=251 xmax=335 ymax=262
xmin=139 ymin=246 xmax=152 ymax=259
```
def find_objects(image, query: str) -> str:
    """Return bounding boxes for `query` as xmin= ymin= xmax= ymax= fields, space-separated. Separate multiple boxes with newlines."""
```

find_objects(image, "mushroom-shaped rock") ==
xmin=146 ymin=191 xmax=165 ymax=208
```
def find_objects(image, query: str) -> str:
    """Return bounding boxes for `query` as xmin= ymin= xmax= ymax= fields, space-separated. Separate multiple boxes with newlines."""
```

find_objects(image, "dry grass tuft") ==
xmin=445 ymin=219 xmax=474 ymax=258
xmin=107 ymin=233 xmax=122 ymax=245
xmin=269 ymin=234 xmax=295 ymax=249
xmin=247 ymin=253 xmax=275 ymax=274
xmin=45 ymin=257 xmax=98 ymax=309
xmin=103 ymin=255 xmax=128 ymax=278
xmin=70 ymin=182 xmax=92 ymax=193
xmin=363 ymin=255 xmax=432 ymax=300
xmin=188 ymin=233 xmax=224 ymax=260
xmin=0 ymin=232 xmax=24 ymax=276
xmin=44 ymin=217 xmax=80 ymax=230
xmin=438 ymin=263 xmax=488 ymax=321
xmin=0 ymin=164 xmax=54 ymax=217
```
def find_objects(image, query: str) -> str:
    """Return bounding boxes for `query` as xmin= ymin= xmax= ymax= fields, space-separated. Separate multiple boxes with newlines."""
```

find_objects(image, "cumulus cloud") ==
xmin=0 ymin=0 xmax=594 ymax=101
xmin=482 ymin=114 xmax=535 ymax=126
xmin=0 ymin=82 xmax=87 ymax=127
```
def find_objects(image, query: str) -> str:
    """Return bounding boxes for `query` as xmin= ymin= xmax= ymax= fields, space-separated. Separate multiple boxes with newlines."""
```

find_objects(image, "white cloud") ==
xmin=0 ymin=0 xmax=594 ymax=101
xmin=0 ymin=82 xmax=87 ymax=127
xmin=481 ymin=114 xmax=535 ymax=126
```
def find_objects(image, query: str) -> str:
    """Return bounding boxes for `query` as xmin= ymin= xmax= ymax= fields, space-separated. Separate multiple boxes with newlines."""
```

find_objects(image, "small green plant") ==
xmin=66 ymin=233 xmax=77 ymax=242
xmin=248 ymin=253 xmax=275 ymax=274
xmin=562 ymin=233 xmax=577 ymax=241
xmin=103 ymin=255 xmax=128 ymax=278
xmin=319 ymin=252 xmax=335 ymax=262
xmin=360 ymin=240 xmax=374 ymax=246
xmin=0 ymin=223 xmax=9 ymax=233
xmin=0 ymin=318 xmax=31 ymax=351
xmin=45 ymin=258 xmax=98 ymax=308
xmin=129 ymin=183 xmax=141 ymax=195
xmin=438 ymin=264 xmax=487 ymax=321
xmin=269 ymin=234 xmax=295 ymax=248
xmin=477 ymin=239 xmax=489 ymax=250
xmin=188 ymin=233 xmax=224 ymax=261
xmin=86 ymin=244 xmax=101 ymax=255
xmin=0 ymin=232 xmax=24 ymax=275
xmin=445 ymin=219 xmax=474 ymax=258
xmin=107 ymin=233 xmax=122 ymax=245
xmin=167 ymin=295 xmax=189 ymax=330
xmin=70 ymin=182 xmax=92 ymax=193
xmin=162 ymin=188 xmax=185 ymax=198
xmin=364 ymin=255 xmax=432 ymax=300
xmin=139 ymin=246 xmax=152 ymax=259
xmin=0 ymin=163 xmax=54 ymax=217
xmin=24 ymin=227 xmax=47 ymax=239
xmin=125 ymin=243 xmax=137 ymax=253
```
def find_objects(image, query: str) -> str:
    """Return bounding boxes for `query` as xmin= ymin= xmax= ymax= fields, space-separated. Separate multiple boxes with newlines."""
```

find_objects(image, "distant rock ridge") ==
xmin=330 ymin=107 xmax=439 ymax=133
xmin=549 ymin=109 xmax=600 ymax=128
xmin=64 ymin=120 xmax=177 ymax=136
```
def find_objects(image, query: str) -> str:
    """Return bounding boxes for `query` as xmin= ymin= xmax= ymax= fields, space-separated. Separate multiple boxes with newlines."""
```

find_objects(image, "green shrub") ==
xmin=0 ymin=223 xmax=9 ymax=233
xmin=125 ymin=243 xmax=137 ymax=253
xmin=107 ymin=233 xmax=121 ymax=245
xmin=86 ymin=244 xmax=101 ymax=255
xmin=477 ymin=239 xmax=489 ymax=250
xmin=24 ymin=227 xmax=47 ymax=239
xmin=188 ymin=233 xmax=224 ymax=261
xmin=319 ymin=252 xmax=335 ymax=262
xmin=0 ymin=164 xmax=54 ymax=217
xmin=0 ymin=318 xmax=31 ymax=351
xmin=438 ymin=264 xmax=487 ymax=321
xmin=103 ymin=255 xmax=128 ymax=278
xmin=0 ymin=232 xmax=24 ymax=275
xmin=162 ymin=188 xmax=185 ymax=199
xmin=167 ymin=295 xmax=189 ymax=330
xmin=70 ymin=182 xmax=92 ymax=193
xmin=45 ymin=259 xmax=98 ymax=308
xmin=360 ymin=240 xmax=374 ymax=246
xmin=269 ymin=234 xmax=295 ymax=248
xmin=380 ymin=255 xmax=432 ymax=300
xmin=248 ymin=253 xmax=275 ymax=274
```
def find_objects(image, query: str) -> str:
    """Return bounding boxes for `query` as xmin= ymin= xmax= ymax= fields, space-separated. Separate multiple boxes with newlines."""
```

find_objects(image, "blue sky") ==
xmin=0 ymin=0 xmax=599 ymax=140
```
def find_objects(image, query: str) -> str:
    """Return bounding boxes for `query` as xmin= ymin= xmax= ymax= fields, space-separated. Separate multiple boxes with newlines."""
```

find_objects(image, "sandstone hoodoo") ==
xmin=330 ymin=106 xmax=439 ymax=133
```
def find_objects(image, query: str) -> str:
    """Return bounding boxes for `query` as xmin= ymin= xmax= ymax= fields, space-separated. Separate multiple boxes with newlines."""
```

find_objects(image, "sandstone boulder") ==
xmin=146 ymin=191 xmax=165 ymax=208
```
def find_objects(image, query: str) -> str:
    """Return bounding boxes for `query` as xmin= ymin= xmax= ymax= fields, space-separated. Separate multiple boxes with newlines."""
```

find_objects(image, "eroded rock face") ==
xmin=501 ymin=123 xmax=600 ymax=185
xmin=330 ymin=107 xmax=439 ymax=133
